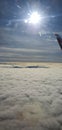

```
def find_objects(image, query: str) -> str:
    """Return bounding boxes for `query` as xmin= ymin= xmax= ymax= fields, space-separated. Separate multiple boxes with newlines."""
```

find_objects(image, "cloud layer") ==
xmin=0 ymin=63 xmax=62 ymax=130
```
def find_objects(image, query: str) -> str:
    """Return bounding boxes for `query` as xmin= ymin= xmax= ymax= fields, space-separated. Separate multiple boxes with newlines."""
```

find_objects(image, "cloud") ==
xmin=0 ymin=27 xmax=62 ymax=62
xmin=0 ymin=63 xmax=62 ymax=129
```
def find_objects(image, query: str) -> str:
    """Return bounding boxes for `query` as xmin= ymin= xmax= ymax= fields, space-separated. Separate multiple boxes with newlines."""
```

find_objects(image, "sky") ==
xmin=0 ymin=0 xmax=62 ymax=62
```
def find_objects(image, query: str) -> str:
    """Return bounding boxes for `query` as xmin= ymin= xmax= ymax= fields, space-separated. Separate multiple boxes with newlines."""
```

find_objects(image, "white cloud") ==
xmin=0 ymin=63 xmax=62 ymax=129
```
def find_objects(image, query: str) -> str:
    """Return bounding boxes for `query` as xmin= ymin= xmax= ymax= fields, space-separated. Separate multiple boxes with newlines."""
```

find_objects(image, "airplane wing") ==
xmin=55 ymin=34 xmax=62 ymax=50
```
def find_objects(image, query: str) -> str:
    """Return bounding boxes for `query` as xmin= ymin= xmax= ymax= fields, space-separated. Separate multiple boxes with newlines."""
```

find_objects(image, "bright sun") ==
xmin=24 ymin=11 xmax=41 ymax=25
xmin=29 ymin=12 xmax=41 ymax=24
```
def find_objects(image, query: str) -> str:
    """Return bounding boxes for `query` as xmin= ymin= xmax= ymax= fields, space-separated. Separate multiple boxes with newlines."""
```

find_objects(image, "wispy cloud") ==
xmin=0 ymin=27 xmax=62 ymax=62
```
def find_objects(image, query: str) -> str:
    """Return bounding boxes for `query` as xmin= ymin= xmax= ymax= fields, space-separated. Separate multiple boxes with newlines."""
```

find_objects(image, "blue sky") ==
xmin=0 ymin=0 xmax=62 ymax=62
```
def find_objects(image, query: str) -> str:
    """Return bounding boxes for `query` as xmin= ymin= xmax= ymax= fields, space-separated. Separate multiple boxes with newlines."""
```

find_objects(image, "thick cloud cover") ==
xmin=0 ymin=62 xmax=62 ymax=130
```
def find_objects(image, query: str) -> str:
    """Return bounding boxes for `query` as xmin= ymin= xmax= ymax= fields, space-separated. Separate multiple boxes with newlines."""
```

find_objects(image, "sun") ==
xmin=24 ymin=11 xmax=41 ymax=25
xmin=29 ymin=12 xmax=41 ymax=24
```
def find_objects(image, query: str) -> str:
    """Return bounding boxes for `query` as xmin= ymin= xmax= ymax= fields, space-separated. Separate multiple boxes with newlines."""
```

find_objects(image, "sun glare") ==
xmin=24 ymin=11 xmax=41 ymax=25
xmin=29 ymin=12 xmax=41 ymax=24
